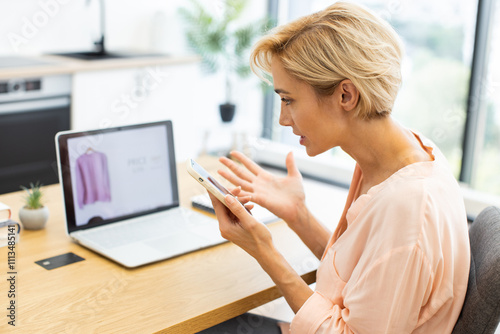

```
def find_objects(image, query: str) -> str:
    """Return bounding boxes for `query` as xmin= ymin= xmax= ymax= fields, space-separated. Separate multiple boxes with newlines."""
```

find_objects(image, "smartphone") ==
xmin=187 ymin=159 xmax=236 ymax=208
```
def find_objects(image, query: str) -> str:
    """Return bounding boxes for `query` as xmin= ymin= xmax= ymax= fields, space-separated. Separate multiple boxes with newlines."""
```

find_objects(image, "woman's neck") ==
xmin=340 ymin=116 xmax=432 ymax=189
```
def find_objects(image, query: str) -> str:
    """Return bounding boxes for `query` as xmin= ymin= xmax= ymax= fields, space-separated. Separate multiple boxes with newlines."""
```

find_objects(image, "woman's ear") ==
xmin=339 ymin=79 xmax=359 ymax=112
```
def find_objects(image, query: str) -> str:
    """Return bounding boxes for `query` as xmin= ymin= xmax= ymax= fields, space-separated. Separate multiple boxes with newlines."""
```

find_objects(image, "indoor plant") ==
xmin=19 ymin=182 xmax=49 ymax=230
xmin=180 ymin=0 xmax=270 ymax=122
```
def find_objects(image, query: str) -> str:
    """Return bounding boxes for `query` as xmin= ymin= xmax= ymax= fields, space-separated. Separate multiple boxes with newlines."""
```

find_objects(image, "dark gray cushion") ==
xmin=197 ymin=313 xmax=281 ymax=334
xmin=453 ymin=206 xmax=500 ymax=334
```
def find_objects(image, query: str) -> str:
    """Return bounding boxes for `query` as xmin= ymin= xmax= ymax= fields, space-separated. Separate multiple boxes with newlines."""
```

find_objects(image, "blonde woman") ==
xmin=200 ymin=2 xmax=470 ymax=333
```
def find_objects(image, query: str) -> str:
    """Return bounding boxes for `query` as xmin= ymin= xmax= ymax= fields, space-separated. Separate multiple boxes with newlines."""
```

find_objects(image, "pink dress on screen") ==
xmin=75 ymin=151 xmax=111 ymax=209
xmin=290 ymin=133 xmax=470 ymax=334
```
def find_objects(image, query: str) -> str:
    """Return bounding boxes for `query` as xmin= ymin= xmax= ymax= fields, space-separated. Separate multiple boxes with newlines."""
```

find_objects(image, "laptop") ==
xmin=55 ymin=120 xmax=226 ymax=268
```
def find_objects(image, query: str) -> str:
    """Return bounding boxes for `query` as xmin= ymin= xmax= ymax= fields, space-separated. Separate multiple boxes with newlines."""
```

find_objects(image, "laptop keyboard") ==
xmin=76 ymin=208 xmax=216 ymax=249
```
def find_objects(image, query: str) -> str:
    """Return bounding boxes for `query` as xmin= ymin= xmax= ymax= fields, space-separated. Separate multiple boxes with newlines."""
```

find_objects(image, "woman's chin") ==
xmin=304 ymin=146 xmax=319 ymax=157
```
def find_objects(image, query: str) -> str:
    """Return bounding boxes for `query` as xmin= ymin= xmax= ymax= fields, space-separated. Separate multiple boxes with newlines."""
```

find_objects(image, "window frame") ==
xmin=459 ymin=0 xmax=496 ymax=184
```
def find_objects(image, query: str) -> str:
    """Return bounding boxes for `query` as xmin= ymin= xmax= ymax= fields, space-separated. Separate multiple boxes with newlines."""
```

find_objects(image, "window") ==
xmin=262 ymin=0 xmax=500 ymax=200
xmin=467 ymin=0 xmax=500 ymax=195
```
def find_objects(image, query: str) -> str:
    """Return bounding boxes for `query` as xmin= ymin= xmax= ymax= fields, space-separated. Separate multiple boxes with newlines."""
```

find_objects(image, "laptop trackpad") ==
xmin=108 ymin=235 xmax=210 ymax=266
xmin=107 ymin=243 xmax=166 ymax=268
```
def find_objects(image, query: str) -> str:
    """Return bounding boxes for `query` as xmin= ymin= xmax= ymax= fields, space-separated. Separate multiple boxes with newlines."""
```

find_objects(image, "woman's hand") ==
xmin=218 ymin=151 xmax=306 ymax=227
xmin=209 ymin=190 xmax=314 ymax=314
xmin=208 ymin=191 xmax=273 ymax=259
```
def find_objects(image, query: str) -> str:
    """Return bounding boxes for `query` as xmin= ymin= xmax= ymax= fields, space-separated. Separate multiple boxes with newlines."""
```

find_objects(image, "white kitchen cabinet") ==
xmin=72 ymin=62 xmax=222 ymax=160
xmin=71 ymin=61 xmax=264 ymax=161
xmin=72 ymin=64 xmax=200 ymax=129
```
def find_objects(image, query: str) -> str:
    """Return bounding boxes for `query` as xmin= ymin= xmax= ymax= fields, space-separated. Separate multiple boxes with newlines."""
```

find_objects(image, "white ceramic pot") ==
xmin=19 ymin=206 xmax=49 ymax=230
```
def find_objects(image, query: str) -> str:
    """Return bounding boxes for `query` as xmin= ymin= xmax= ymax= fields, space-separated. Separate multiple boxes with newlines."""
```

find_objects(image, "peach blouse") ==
xmin=291 ymin=134 xmax=470 ymax=333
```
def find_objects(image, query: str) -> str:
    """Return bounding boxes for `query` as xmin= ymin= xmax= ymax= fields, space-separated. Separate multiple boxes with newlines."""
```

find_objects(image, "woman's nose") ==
xmin=279 ymin=106 xmax=292 ymax=126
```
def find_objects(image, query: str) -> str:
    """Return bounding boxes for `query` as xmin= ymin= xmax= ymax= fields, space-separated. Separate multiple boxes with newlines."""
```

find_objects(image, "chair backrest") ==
xmin=452 ymin=206 xmax=500 ymax=334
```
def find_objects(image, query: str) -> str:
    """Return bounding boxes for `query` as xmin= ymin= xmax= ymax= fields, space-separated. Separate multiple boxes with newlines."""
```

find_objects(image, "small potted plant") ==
xmin=19 ymin=182 xmax=49 ymax=230
xmin=179 ymin=0 xmax=271 ymax=122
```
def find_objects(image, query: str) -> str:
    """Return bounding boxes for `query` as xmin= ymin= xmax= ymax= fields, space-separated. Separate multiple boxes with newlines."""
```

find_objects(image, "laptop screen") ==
xmin=56 ymin=121 xmax=179 ymax=233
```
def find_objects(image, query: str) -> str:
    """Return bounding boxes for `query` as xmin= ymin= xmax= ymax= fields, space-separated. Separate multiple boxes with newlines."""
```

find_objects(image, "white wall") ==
xmin=0 ymin=0 xmax=267 ymax=161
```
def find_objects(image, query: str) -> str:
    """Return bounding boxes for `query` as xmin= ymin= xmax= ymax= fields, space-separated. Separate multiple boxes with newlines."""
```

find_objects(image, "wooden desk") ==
xmin=0 ymin=156 xmax=319 ymax=333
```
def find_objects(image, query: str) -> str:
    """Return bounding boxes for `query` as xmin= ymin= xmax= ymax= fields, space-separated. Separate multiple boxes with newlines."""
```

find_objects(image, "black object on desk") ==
xmin=35 ymin=252 xmax=85 ymax=270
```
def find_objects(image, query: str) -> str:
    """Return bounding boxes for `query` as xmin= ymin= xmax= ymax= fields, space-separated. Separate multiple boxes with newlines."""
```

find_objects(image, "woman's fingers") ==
xmin=285 ymin=151 xmax=301 ymax=178
xmin=224 ymin=195 xmax=251 ymax=223
xmin=228 ymin=151 xmax=263 ymax=176
xmin=230 ymin=189 xmax=252 ymax=203
xmin=218 ymin=168 xmax=254 ymax=192
xmin=230 ymin=186 xmax=242 ymax=196
xmin=219 ymin=156 xmax=255 ymax=182
xmin=237 ymin=197 xmax=254 ymax=210
xmin=237 ymin=195 xmax=252 ymax=203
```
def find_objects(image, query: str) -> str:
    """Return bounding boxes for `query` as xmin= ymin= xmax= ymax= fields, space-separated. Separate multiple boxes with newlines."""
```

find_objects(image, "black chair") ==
xmin=453 ymin=206 xmax=500 ymax=334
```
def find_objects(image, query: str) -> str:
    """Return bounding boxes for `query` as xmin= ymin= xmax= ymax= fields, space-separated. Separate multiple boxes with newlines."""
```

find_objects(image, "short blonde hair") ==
xmin=250 ymin=2 xmax=403 ymax=119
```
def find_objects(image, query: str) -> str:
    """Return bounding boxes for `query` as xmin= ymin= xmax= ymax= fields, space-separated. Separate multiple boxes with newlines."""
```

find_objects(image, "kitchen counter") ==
xmin=0 ymin=53 xmax=200 ymax=80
